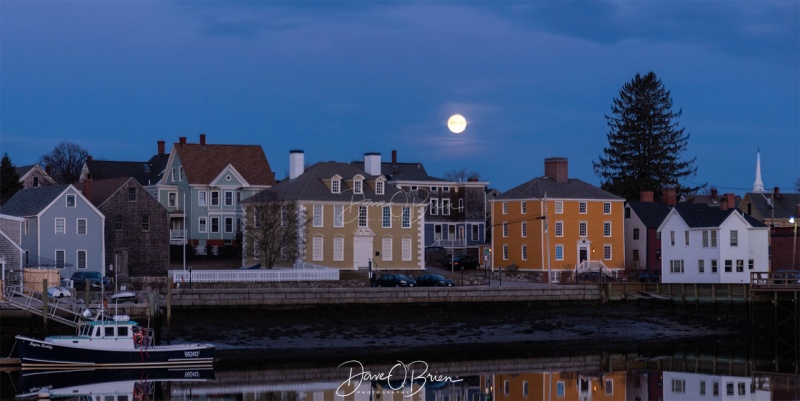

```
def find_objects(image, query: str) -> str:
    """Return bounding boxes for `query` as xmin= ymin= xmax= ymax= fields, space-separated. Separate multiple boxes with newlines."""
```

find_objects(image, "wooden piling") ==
xmin=42 ymin=279 xmax=48 ymax=335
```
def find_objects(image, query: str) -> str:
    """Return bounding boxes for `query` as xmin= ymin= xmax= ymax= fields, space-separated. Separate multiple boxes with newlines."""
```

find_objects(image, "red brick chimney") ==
xmin=86 ymin=155 xmax=92 ymax=162
xmin=83 ymin=177 xmax=92 ymax=201
xmin=724 ymin=193 xmax=736 ymax=210
xmin=662 ymin=187 xmax=677 ymax=206
xmin=200 ymin=133 xmax=206 ymax=147
xmin=711 ymin=188 xmax=718 ymax=202
xmin=179 ymin=136 xmax=187 ymax=146
xmin=544 ymin=158 xmax=568 ymax=183
xmin=392 ymin=150 xmax=397 ymax=165
xmin=157 ymin=140 xmax=165 ymax=155
xmin=640 ymin=191 xmax=654 ymax=202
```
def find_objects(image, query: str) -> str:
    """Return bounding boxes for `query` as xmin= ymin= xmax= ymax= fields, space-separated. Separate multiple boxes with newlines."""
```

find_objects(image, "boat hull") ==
xmin=15 ymin=336 xmax=215 ymax=368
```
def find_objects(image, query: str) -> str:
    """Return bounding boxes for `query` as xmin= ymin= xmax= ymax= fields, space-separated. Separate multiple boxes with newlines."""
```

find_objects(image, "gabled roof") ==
xmin=74 ymin=177 xmax=132 ymax=207
xmin=669 ymin=203 xmax=768 ymax=229
xmin=496 ymin=177 xmax=624 ymax=201
xmin=0 ymin=185 xmax=70 ymax=216
xmin=171 ymin=143 xmax=276 ymax=186
xmin=742 ymin=191 xmax=800 ymax=219
xmin=15 ymin=165 xmax=34 ymax=177
xmin=350 ymin=161 xmax=446 ymax=182
xmin=16 ymin=164 xmax=56 ymax=184
xmin=84 ymin=159 xmax=162 ymax=187
xmin=243 ymin=161 xmax=424 ymax=204
xmin=627 ymin=201 xmax=671 ymax=228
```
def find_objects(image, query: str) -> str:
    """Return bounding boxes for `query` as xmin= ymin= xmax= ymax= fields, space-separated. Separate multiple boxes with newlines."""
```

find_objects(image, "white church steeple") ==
xmin=753 ymin=150 xmax=764 ymax=193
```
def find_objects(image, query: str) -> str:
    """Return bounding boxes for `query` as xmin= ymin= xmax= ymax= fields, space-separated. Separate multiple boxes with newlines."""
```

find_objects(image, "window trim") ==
xmin=210 ymin=217 xmax=220 ymax=233
xmin=401 ymin=207 xmax=411 ymax=228
xmin=76 ymin=218 xmax=87 ymax=235
xmin=76 ymin=250 xmax=87 ymax=269
xmin=55 ymin=218 xmax=66 ymax=235
xmin=313 ymin=204 xmax=324 ymax=227
xmin=210 ymin=191 xmax=220 ymax=207
xmin=333 ymin=237 xmax=344 ymax=261
xmin=198 ymin=217 xmax=207 ymax=233
xmin=579 ymin=201 xmax=587 ymax=214
xmin=382 ymin=206 xmax=391 ymax=228
xmin=66 ymin=194 xmax=76 ymax=208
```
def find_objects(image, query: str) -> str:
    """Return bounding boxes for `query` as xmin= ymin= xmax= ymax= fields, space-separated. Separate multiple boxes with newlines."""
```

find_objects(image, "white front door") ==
xmin=354 ymin=236 xmax=373 ymax=269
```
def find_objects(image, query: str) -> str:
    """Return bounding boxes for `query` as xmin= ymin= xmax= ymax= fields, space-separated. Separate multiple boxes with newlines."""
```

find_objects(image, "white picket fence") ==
xmin=169 ymin=265 xmax=339 ymax=283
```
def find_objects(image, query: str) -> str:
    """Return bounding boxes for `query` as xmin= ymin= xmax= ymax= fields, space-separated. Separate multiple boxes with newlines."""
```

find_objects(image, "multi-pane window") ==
xmin=670 ymin=231 xmax=675 ymax=246
xmin=711 ymin=231 xmax=717 ymax=247
xmin=699 ymin=259 xmax=705 ymax=273
xmin=312 ymin=237 xmax=323 ymax=261
xmin=358 ymin=206 xmax=367 ymax=227
xmin=685 ymin=231 xmax=689 ymax=245
xmin=77 ymin=219 xmax=87 ymax=235
xmin=472 ymin=225 xmax=479 ymax=241
xmin=632 ymin=249 xmax=639 ymax=262
xmin=458 ymin=199 xmax=464 ymax=211
xmin=633 ymin=228 xmax=639 ymax=240
xmin=579 ymin=222 xmax=587 ymax=237
xmin=730 ymin=230 xmax=738 ymax=246
xmin=211 ymin=191 xmax=220 ymax=206
xmin=523 ymin=381 xmax=529 ymax=397
xmin=168 ymin=192 xmax=177 ymax=207
xmin=502 ymin=222 xmax=508 ymax=237
xmin=198 ymin=191 xmax=207 ymax=206
xmin=33 ymin=177 xmax=39 ymax=187
xmin=736 ymin=259 xmax=744 ymax=272
xmin=211 ymin=217 xmax=220 ymax=233
xmin=382 ymin=206 xmax=391 ymax=228
xmin=502 ymin=245 xmax=508 ymax=260
xmin=749 ymin=259 xmax=754 ymax=270
xmin=603 ymin=222 xmax=611 ymax=237
xmin=313 ymin=205 xmax=323 ymax=227
xmin=77 ymin=250 xmax=87 ymax=269
xmin=603 ymin=245 xmax=611 ymax=260
xmin=555 ymin=245 xmax=564 ymax=260
xmin=115 ymin=215 xmax=123 ymax=231
xmin=724 ymin=260 xmax=732 ymax=272
xmin=603 ymin=202 xmax=611 ymax=214
xmin=224 ymin=191 xmax=234 ymax=206
xmin=333 ymin=237 xmax=344 ymax=261
xmin=502 ymin=202 xmax=508 ymax=214
xmin=521 ymin=201 xmax=527 ymax=214
xmin=171 ymin=168 xmax=176 ymax=182
xmin=555 ymin=221 xmax=563 ymax=237
xmin=670 ymin=260 xmax=684 ymax=273
xmin=55 ymin=250 xmax=65 ymax=269
xmin=376 ymin=181 xmax=384 ymax=195
xmin=402 ymin=207 xmax=410 ymax=228
xmin=66 ymin=194 xmax=76 ymax=207
xmin=671 ymin=380 xmax=685 ymax=394
xmin=555 ymin=201 xmax=563 ymax=214
xmin=521 ymin=221 xmax=527 ymax=237
xmin=442 ymin=199 xmax=450 ymax=215
xmin=178 ymin=166 xmax=184 ymax=181
xmin=354 ymin=180 xmax=363 ymax=194
xmin=430 ymin=199 xmax=439 ymax=215
xmin=382 ymin=238 xmax=393 ymax=261
xmin=128 ymin=187 xmax=137 ymax=201
xmin=225 ymin=217 xmax=233 ymax=233
xmin=141 ymin=215 xmax=150 ymax=231
xmin=401 ymin=237 xmax=412 ymax=261
xmin=521 ymin=245 xmax=528 ymax=260
xmin=334 ymin=205 xmax=344 ymax=227
xmin=331 ymin=179 xmax=341 ymax=194
xmin=711 ymin=259 xmax=718 ymax=272
xmin=579 ymin=201 xmax=587 ymax=214
xmin=703 ymin=231 xmax=709 ymax=247
xmin=198 ymin=217 xmax=207 ymax=233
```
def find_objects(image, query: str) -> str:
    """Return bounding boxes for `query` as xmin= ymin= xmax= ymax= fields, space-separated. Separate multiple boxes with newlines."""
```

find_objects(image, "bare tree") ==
xmin=39 ymin=142 xmax=90 ymax=184
xmin=443 ymin=168 xmax=481 ymax=182
xmin=243 ymin=192 xmax=308 ymax=269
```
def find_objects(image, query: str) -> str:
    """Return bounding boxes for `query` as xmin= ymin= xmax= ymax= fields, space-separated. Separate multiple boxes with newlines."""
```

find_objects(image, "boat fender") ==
xmin=134 ymin=332 xmax=144 ymax=344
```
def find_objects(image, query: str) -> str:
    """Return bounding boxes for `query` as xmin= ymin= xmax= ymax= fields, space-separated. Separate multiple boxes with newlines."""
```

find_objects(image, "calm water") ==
xmin=2 ymin=336 xmax=798 ymax=401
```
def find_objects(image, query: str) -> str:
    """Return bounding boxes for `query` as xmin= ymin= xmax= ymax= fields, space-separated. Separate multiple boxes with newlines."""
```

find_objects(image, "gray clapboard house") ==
xmin=0 ymin=185 xmax=105 ymax=280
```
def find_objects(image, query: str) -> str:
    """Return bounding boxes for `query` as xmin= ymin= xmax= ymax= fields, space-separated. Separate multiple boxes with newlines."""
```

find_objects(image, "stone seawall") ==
xmin=168 ymin=285 xmax=600 ymax=309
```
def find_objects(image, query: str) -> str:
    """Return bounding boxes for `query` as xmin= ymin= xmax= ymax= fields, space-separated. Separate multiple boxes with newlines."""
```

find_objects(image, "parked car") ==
xmin=47 ymin=286 xmax=72 ymax=298
xmin=375 ymin=274 xmax=417 ymax=287
xmin=638 ymin=271 xmax=660 ymax=283
xmin=442 ymin=255 xmax=479 ymax=270
xmin=774 ymin=270 xmax=800 ymax=285
xmin=577 ymin=271 xmax=614 ymax=282
xmin=415 ymin=274 xmax=455 ymax=287
xmin=70 ymin=271 xmax=111 ymax=290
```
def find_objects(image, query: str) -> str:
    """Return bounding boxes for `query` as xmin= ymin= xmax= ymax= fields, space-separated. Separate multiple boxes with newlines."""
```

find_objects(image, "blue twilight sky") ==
xmin=1 ymin=1 xmax=798 ymax=194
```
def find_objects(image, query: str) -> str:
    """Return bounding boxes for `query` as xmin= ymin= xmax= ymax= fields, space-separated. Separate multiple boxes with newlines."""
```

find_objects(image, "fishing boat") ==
xmin=16 ymin=366 xmax=215 ymax=399
xmin=14 ymin=310 xmax=215 ymax=368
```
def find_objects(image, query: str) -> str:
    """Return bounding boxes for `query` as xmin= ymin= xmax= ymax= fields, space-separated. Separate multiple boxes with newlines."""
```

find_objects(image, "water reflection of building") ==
xmin=661 ymin=372 xmax=770 ymax=401
xmin=480 ymin=371 xmax=629 ymax=401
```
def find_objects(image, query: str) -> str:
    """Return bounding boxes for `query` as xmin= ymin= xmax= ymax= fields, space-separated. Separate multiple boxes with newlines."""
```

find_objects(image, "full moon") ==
xmin=447 ymin=114 xmax=467 ymax=134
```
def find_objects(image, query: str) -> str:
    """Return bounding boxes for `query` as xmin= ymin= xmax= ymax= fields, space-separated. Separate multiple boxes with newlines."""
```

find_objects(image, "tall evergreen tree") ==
xmin=593 ymin=72 xmax=703 ymax=201
xmin=0 ymin=153 xmax=24 ymax=205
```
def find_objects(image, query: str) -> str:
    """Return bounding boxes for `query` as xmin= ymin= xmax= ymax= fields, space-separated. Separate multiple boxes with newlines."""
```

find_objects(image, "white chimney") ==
xmin=289 ymin=150 xmax=304 ymax=179
xmin=364 ymin=152 xmax=381 ymax=176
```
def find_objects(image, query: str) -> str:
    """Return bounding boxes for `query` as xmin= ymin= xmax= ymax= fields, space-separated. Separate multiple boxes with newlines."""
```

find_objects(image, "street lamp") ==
xmin=790 ymin=215 xmax=797 ymax=270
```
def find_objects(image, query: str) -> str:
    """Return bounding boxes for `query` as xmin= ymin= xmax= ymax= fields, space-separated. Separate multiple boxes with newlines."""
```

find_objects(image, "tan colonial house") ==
xmin=242 ymin=151 xmax=427 ymax=271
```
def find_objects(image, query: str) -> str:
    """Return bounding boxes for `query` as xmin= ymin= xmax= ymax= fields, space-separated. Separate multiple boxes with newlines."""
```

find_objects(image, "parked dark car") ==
xmin=415 ymin=274 xmax=455 ymax=287
xmin=375 ymin=274 xmax=417 ymax=287
xmin=70 ymin=271 xmax=111 ymax=290
xmin=774 ymin=270 xmax=800 ymax=285
xmin=577 ymin=271 xmax=614 ymax=282
xmin=638 ymin=271 xmax=660 ymax=283
xmin=442 ymin=255 xmax=479 ymax=270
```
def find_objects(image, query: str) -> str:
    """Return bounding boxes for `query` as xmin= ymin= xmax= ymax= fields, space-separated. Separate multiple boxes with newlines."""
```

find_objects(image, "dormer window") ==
xmin=376 ymin=181 xmax=384 ymax=195
xmin=331 ymin=179 xmax=341 ymax=194
xmin=354 ymin=180 xmax=363 ymax=194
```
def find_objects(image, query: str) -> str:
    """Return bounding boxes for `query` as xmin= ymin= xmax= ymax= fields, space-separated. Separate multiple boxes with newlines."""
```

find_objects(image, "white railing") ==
xmin=432 ymin=239 xmax=466 ymax=248
xmin=169 ymin=267 xmax=339 ymax=283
